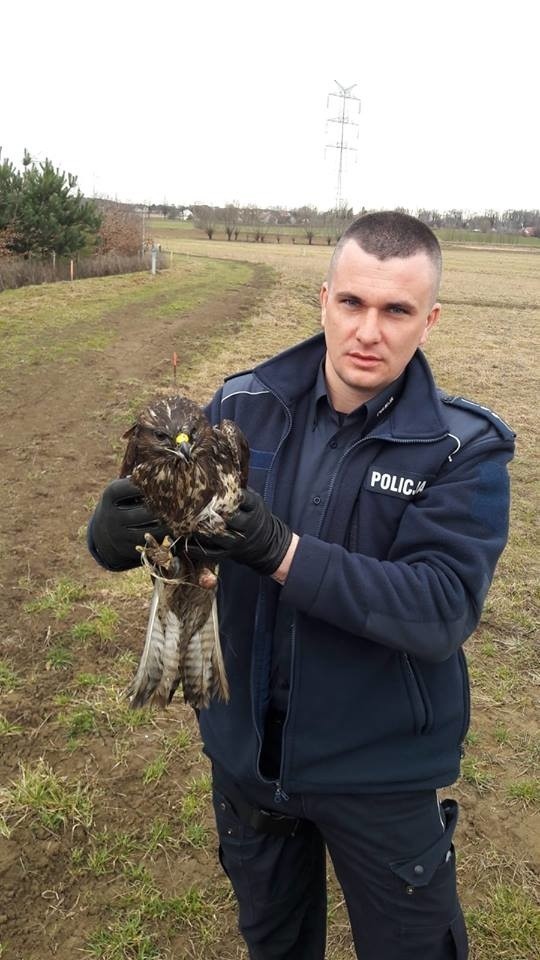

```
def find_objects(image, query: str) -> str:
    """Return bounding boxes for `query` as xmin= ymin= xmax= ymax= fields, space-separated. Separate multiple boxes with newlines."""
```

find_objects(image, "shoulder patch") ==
xmin=223 ymin=367 xmax=254 ymax=383
xmin=220 ymin=372 xmax=272 ymax=407
xmin=438 ymin=393 xmax=515 ymax=441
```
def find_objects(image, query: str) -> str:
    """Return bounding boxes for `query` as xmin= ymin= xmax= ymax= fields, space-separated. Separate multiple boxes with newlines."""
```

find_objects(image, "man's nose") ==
xmin=355 ymin=308 xmax=381 ymax=343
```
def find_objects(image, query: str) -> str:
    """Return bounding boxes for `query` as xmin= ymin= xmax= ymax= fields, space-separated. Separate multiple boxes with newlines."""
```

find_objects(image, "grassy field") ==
xmin=0 ymin=237 xmax=538 ymax=959
xmin=148 ymin=215 xmax=540 ymax=249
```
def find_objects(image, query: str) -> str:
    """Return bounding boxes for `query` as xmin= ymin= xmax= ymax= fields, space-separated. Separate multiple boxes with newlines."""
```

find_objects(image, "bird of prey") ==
xmin=119 ymin=394 xmax=249 ymax=710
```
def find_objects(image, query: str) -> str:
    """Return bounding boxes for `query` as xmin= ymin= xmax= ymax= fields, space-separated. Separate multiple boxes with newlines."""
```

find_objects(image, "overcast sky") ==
xmin=2 ymin=0 xmax=538 ymax=213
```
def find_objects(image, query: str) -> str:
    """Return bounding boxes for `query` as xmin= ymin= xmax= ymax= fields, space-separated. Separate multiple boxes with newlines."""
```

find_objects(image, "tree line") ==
xmin=2 ymin=149 xmax=538 ymax=263
xmin=149 ymin=202 xmax=540 ymax=239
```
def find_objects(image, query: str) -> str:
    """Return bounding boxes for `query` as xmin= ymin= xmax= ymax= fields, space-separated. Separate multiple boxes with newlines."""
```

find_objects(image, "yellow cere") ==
xmin=175 ymin=433 xmax=190 ymax=446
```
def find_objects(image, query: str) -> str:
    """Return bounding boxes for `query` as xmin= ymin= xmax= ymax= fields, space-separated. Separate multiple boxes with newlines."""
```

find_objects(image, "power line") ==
xmin=326 ymin=81 xmax=361 ymax=210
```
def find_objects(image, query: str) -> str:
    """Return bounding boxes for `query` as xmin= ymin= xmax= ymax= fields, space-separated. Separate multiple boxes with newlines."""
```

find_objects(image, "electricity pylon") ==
xmin=326 ymin=81 xmax=361 ymax=210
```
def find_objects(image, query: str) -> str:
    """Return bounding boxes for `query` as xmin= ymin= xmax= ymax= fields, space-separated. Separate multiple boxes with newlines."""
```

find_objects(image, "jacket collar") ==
xmin=253 ymin=332 xmax=449 ymax=441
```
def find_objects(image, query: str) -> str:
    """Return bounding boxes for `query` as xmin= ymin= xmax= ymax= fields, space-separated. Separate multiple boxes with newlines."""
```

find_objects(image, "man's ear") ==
xmin=419 ymin=303 xmax=441 ymax=346
xmin=320 ymin=282 xmax=329 ymax=328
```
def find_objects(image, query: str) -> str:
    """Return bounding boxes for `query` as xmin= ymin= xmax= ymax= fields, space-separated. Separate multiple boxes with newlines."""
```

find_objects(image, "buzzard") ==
xmin=119 ymin=395 xmax=249 ymax=710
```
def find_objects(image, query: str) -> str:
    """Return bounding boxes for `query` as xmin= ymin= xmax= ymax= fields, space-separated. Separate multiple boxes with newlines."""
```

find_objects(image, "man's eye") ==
xmin=389 ymin=306 xmax=408 ymax=315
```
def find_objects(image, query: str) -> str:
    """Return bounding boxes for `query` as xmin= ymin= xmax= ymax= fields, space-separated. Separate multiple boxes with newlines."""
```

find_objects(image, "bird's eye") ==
xmin=154 ymin=431 xmax=170 ymax=443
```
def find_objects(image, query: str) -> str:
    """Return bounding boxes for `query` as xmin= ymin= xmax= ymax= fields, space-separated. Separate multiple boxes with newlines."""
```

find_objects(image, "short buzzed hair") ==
xmin=330 ymin=211 xmax=442 ymax=299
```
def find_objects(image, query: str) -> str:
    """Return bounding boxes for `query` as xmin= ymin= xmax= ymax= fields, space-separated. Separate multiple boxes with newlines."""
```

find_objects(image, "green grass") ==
xmin=465 ymin=729 xmax=480 ymax=747
xmin=0 ymin=714 xmax=22 ymax=737
xmin=46 ymin=643 xmax=73 ymax=670
xmin=60 ymin=685 xmax=157 ymax=740
xmin=142 ymin=754 xmax=169 ymax=785
xmin=466 ymin=884 xmax=540 ymax=959
xmin=24 ymin=576 xmax=86 ymax=618
xmin=143 ymin=886 xmax=212 ymax=925
xmin=85 ymin=914 xmax=159 ymax=960
xmin=85 ymin=884 xmax=221 ymax=958
xmin=145 ymin=818 xmax=176 ymax=853
xmin=0 ymin=660 xmax=20 ymax=691
xmin=0 ymin=759 xmax=94 ymax=832
xmin=75 ymin=672 xmax=111 ymax=688
xmin=494 ymin=724 xmax=510 ymax=745
xmin=461 ymin=756 xmax=494 ymax=792
xmin=71 ymin=605 xmax=120 ymax=644
xmin=62 ymin=705 xmax=98 ymax=740
xmin=85 ymin=830 xmax=140 ymax=876
xmin=177 ymin=774 xmax=212 ymax=848
xmin=506 ymin=779 xmax=540 ymax=804
xmin=436 ymin=227 xmax=540 ymax=246
xmin=142 ymin=728 xmax=193 ymax=785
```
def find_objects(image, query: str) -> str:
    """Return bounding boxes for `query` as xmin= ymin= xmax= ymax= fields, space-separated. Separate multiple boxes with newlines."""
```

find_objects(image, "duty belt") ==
xmin=213 ymin=761 xmax=301 ymax=838
xmin=231 ymin=790 xmax=301 ymax=837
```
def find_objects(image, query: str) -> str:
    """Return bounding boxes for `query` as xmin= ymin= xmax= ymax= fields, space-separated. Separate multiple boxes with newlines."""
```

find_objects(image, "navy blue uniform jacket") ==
xmin=198 ymin=333 xmax=515 ymax=795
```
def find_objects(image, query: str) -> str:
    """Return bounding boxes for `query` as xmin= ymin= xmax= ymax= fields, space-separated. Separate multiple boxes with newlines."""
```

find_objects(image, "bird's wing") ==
xmin=210 ymin=595 xmax=229 ymax=703
xmin=218 ymin=420 xmax=250 ymax=487
xmin=126 ymin=578 xmax=180 ymax=708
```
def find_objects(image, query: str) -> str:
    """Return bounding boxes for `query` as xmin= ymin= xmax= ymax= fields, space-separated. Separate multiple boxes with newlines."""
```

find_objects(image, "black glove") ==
xmin=88 ymin=477 xmax=170 ymax=571
xmin=186 ymin=488 xmax=293 ymax=576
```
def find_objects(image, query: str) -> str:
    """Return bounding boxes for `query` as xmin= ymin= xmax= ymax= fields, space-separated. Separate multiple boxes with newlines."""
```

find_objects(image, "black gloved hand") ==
xmin=88 ymin=477 xmax=170 ymax=571
xmin=186 ymin=488 xmax=293 ymax=576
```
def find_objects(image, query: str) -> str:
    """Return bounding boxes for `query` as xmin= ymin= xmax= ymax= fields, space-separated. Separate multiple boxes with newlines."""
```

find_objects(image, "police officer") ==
xmin=89 ymin=212 xmax=515 ymax=959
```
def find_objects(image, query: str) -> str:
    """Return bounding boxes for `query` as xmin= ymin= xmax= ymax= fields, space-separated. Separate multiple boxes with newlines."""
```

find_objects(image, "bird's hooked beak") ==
xmin=175 ymin=432 xmax=192 ymax=462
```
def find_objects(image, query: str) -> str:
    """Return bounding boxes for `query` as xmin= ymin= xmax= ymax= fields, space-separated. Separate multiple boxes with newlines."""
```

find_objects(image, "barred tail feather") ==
xmin=153 ymin=607 xmax=182 ymax=707
xmin=182 ymin=597 xmax=229 ymax=709
xmin=127 ymin=579 xmax=167 ymax=708
xmin=210 ymin=597 xmax=229 ymax=703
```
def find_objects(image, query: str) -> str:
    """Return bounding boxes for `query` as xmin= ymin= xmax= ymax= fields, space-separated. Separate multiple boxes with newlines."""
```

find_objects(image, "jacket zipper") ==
xmin=274 ymin=783 xmax=290 ymax=804
xmin=254 ymin=393 xmax=293 ymax=789
xmin=273 ymin=619 xmax=297 ymax=801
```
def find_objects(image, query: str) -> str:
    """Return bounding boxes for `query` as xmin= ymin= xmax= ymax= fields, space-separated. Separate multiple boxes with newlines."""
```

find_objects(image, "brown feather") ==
xmin=120 ymin=395 xmax=248 ymax=710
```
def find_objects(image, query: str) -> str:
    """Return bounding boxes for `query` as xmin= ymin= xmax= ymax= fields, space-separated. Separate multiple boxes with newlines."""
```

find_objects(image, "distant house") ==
xmin=180 ymin=208 xmax=193 ymax=221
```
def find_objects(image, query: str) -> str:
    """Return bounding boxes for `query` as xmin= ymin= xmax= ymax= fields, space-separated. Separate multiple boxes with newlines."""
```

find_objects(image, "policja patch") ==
xmin=366 ymin=468 xmax=429 ymax=499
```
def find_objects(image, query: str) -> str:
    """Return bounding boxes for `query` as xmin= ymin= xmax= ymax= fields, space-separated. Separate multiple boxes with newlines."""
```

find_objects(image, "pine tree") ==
xmin=9 ymin=153 xmax=101 ymax=257
xmin=0 ymin=159 xmax=22 ymax=230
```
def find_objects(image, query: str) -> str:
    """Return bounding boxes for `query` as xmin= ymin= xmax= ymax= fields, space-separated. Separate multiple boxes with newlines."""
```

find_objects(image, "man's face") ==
xmin=320 ymin=240 xmax=440 ymax=412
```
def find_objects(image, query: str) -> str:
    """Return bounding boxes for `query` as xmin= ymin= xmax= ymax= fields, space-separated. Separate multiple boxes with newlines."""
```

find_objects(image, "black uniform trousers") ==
xmin=212 ymin=758 xmax=468 ymax=960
